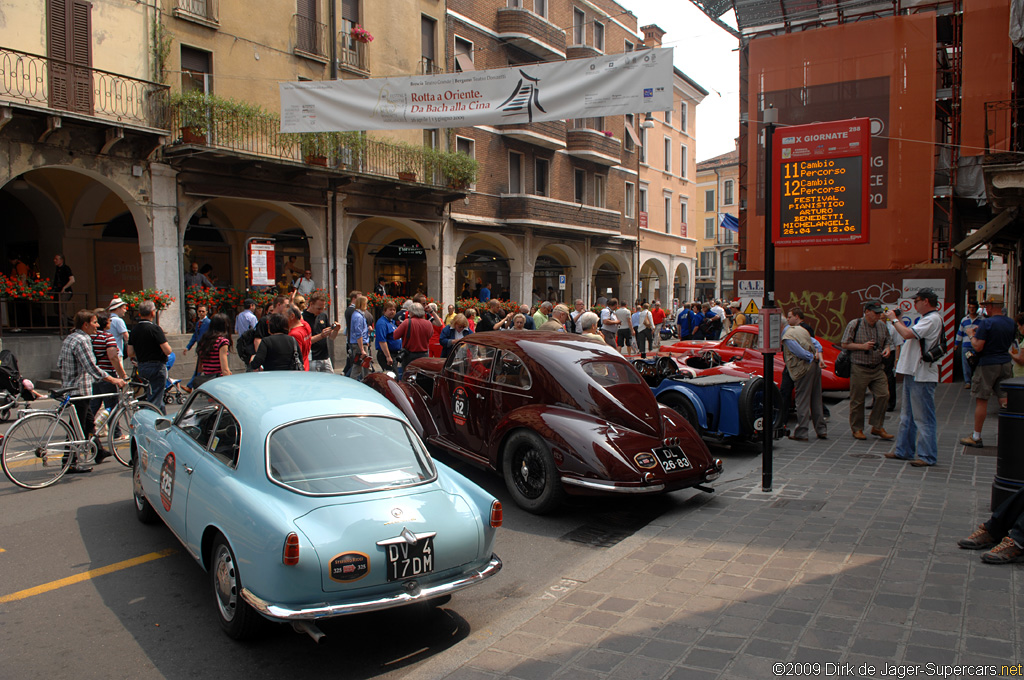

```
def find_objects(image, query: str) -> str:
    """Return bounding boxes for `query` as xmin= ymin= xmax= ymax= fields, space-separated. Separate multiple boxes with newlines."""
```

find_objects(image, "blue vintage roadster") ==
xmin=129 ymin=372 xmax=502 ymax=641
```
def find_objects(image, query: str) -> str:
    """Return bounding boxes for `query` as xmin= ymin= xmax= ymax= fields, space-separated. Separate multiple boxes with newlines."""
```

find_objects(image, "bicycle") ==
xmin=1 ymin=383 xmax=159 ymax=490
xmin=101 ymin=382 xmax=164 ymax=467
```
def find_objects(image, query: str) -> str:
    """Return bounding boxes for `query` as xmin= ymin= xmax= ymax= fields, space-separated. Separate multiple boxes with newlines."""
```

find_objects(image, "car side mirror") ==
xmin=155 ymin=417 xmax=172 ymax=432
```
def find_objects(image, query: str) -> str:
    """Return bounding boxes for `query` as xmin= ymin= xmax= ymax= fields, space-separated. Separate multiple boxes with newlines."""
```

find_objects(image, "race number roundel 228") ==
xmin=160 ymin=452 xmax=176 ymax=511
xmin=452 ymin=386 xmax=469 ymax=426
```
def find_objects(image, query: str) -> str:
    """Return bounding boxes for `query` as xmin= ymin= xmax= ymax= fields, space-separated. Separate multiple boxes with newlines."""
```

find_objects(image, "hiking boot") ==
xmin=981 ymin=536 xmax=1024 ymax=564
xmin=871 ymin=427 xmax=895 ymax=440
xmin=960 ymin=436 xmax=984 ymax=448
xmin=852 ymin=430 xmax=867 ymax=440
xmin=958 ymin=525 xmax=997 ymax=550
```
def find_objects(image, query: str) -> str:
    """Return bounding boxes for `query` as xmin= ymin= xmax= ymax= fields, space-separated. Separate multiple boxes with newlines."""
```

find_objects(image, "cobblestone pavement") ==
xmin=414 ymin=383 xmax=1022 ymax=679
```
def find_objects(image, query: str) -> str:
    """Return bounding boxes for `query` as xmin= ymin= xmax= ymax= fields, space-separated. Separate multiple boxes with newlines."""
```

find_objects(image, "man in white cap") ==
xmin=108 ymin=297 xmax=130 ymax=358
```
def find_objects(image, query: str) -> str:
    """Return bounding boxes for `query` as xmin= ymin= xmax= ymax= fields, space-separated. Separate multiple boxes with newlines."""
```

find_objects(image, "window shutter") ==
xmin=70 ymin=0 xmax=93 ymax=115
xmin=421 ymin=18 xmax=435 ymax=61
xmin=297 ymin=0 xmax=315 ymax=20
xmin=341 ymin=0 xmax=358 ymax=22
xmin=47 ymin=0 xmax=71 ymax=110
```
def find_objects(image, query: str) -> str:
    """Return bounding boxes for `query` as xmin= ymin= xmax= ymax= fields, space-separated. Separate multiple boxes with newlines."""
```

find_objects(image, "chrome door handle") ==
xmin=183 ymin=464 xmax=194 ymax=474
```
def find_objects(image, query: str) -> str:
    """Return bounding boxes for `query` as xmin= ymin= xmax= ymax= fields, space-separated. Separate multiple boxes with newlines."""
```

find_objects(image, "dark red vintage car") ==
xmin=363 ymin=332 xmax=723 ymax=514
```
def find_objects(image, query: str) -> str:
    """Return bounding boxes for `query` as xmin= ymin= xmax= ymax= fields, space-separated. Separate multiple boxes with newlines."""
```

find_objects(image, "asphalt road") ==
xmin=0 ymin=403 xmax=763 ymax=680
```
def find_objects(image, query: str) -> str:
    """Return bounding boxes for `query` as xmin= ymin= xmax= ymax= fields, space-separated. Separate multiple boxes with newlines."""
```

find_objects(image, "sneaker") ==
xmin=981 ymin=536 xmax=1024 ymax=564
xmin=67 ymin=465 xmax=94 ymax=474
xmin=960 ymin=436 xmax=984 ymax=448
xmin=958 ymin=525 xmax=997 ymax=550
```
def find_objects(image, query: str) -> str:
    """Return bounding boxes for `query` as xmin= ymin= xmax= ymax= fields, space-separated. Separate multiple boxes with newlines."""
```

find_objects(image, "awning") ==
xmin=952 ymin=207 xmax=1018 ymax=265
xmin=720 ymin=213 xmax=739 ymax=233
xmin=624 ymin=123 xmax=642 ymax=148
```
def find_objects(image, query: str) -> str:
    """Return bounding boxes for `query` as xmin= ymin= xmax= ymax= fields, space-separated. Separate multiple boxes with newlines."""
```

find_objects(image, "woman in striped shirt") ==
xmin=195 ymin=314 xmax=233 ymax=385
xmin=91 ymin=311 xmax=126 ymax=417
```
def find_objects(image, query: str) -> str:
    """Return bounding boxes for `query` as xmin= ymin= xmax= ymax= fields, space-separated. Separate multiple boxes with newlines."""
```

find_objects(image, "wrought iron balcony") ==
xmin=174 ymin=0 xmax=218 ymax=26
xmin=495 ymin=7 xmax=566 ymax=60
xmin=294 ymin=15 xmax=328 ymax=59
xmin=337 ymin=33 xmax=369 ymax=75
xmin=0 ymin=46 xmax=168 ymax=128
xmin=419 ymin=57 xmax=443 ymax=75
xmin=165 ymin=96 xmax=477 ymax=189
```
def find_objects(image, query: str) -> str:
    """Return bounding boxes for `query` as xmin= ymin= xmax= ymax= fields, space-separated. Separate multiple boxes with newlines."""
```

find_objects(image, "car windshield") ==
xmin=267 ymin=416 xmax=435 ymax=495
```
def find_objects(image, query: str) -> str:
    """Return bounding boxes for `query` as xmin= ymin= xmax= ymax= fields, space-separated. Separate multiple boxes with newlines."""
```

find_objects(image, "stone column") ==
xmin=148 ymin=164 xmax=181 ymax=333
xmin=432 ymin=217 xmax=457 ymax=306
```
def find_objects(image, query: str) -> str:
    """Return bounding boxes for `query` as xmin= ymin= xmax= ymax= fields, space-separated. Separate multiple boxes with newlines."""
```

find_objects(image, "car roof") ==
xmin=196 ymin=373 xmax=405 ymax=433
xmin=460 ymin=331 xmax=625 ymax=363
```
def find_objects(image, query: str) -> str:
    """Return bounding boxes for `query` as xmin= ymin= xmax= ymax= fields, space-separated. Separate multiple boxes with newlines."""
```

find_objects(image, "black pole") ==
xmin=762 ymin=112 xmax=777 ymax=493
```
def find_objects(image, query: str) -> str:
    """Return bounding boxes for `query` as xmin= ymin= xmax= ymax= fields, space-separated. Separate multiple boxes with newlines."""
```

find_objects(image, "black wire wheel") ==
xmin=501 ymin=430 xmax=564 ymax=515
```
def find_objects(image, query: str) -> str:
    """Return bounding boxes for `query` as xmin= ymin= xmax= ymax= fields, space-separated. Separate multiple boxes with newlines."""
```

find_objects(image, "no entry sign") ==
xmin=773 ymin=118 xmax=870 ymax=247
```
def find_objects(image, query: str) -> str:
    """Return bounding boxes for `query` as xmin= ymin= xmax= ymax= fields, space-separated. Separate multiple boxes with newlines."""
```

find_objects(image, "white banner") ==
xmin=279 ymin=48 xmax=675 ymax=133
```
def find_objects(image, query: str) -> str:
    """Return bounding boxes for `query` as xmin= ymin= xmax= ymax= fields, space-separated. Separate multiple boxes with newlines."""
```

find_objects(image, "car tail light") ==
xmin=283 ymin=532 xmax=300 ymax=565
xmin=490 ymin=501 xmax=503 ymax=528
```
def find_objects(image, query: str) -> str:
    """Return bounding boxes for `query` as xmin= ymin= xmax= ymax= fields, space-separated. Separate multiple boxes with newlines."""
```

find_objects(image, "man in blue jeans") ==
xmin=958 ymin=487 xmax=1024 ymax=564
xmin=883 ymin=289 xmax=943 ymax=467
xmin=128 ymin=300 xmax=173 ymax=413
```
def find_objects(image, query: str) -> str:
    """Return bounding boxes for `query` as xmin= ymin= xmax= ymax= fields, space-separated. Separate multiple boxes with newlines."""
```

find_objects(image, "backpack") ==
xmin=919 ymin=311 xmax=947 ymax=363
xmin=237 ymin=328 xmax=258 ymax=363
xmin=698 ymin=315 xmax=716 ymax=336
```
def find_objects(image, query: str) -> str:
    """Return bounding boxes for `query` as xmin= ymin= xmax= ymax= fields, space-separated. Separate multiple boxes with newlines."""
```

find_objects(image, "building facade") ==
xmin=695 ymin=143 xmax=739 ymax=301
xmin=635 ymin=25 xmax=706 ymax=307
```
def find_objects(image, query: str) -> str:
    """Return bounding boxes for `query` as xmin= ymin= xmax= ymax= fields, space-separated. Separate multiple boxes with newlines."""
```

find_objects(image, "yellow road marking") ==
xmin=0 ymin=549 xmax=177 ymax=603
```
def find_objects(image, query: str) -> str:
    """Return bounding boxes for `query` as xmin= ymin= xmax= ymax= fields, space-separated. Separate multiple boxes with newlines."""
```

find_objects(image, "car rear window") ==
xmin=581 ymin=360 xmax=643 ymax=387
xmin=267 ymin=416 xmax=436 ymax=495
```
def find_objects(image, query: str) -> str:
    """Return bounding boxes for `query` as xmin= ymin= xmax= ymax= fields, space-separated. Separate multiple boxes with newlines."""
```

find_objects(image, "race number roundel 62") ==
xmin=160 ymin=452 xmax=176 ymax=511
xmin=452 ymin=386 xmax=469 ymax=426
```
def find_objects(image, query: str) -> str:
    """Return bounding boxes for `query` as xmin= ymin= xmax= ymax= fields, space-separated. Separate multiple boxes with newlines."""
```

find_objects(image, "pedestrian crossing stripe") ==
xmin=744 ymin=300 xmax=759 ymax=315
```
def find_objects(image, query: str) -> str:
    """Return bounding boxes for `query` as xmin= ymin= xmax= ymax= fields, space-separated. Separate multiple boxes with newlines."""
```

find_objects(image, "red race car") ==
xmin=659 ymin=325 xmax=849 ymax=391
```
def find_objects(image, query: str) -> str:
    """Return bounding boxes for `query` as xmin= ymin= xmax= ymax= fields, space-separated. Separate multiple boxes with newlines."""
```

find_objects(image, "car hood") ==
xmin=292 ymin=487 xmax=483 ymax=593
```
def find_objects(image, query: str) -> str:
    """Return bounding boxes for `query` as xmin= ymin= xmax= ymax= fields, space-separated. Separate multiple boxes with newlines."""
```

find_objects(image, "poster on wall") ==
xmin=249 ymin=242 xmax=275 ymax=287
xmin=773 ymin=118 xmax=871 ymax=247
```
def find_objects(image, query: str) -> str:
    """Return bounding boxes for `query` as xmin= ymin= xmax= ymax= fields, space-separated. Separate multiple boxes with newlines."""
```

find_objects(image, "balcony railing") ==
xmin=166 ymin=97 xmax=475 ymax=188
xmin=419 ymin=57 xmax=443 ymax=75
xmin=0 ymin=46 xmax=168 ymax=128
xmin=985 ymin=99 xmax=1023 ymax=155
xmin=294 ymin=15 xmax=328 ymax=58
xmin=338 ymin=33 xmax=369 ymax=74
xmin=175 ymin=0 xmax=217 ymax=23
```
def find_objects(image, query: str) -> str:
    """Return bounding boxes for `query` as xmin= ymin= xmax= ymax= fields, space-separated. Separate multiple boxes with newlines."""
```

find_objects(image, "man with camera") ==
xmin=960 ymin=306 xmax=1014 ymax=448
xmin=304 ymin=291 xmax=341 ymax=373
xmin=841 ymin=301 xmax=894 ymax=441
xmin=884 ymin=289 xmax=943 ymax=467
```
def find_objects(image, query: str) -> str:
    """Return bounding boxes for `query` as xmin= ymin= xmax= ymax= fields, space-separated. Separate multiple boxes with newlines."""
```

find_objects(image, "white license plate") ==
xmin=654 ymin=446 xmax=691 ymax=473
xmin=385 ymin=536 xmax=435 ymax=581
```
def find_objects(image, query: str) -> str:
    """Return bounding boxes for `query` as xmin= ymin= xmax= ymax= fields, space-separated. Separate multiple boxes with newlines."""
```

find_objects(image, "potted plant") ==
xmin=295 ymin=132 xmax=338 ymax=166
xmin=170 ymin=90 xmax=213 ymax=143
xmin=169 ymin=91 xmax=270 ymax=146
xmin=434 ymin=150 xmax=478 ymax=189
xmin=350 ymin=25 xmax=374 ymax=43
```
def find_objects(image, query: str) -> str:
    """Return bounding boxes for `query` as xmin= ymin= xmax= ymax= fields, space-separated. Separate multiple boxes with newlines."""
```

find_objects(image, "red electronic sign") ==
xmin=773 ymin=118 xmax=870 ymax=247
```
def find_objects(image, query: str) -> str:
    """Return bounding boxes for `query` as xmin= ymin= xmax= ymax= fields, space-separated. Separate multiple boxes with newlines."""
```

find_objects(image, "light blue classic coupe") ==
xmin=130 ymin=372 xmax=502 ymax=641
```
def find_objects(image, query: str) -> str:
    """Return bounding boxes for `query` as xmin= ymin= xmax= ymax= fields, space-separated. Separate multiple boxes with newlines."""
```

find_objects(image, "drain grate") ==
xmin=849 ymin=453 xmax=881 ymax=459
xmin=769 ymin=499 xmax=826 ymax=512
xmin=560 ymin=507 xmax=665 ymax=548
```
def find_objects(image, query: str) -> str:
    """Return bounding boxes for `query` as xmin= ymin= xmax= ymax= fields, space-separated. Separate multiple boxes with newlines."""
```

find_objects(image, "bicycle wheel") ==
xmin=2 ymin=413 xmax=75 ymax=489
xmin=107 ymin=402 xmax=163 ymax=467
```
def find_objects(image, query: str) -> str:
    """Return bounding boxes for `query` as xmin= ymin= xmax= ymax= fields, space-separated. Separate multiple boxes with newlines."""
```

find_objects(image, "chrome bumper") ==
xmin=240 ymin=554 xmax=502 ymax=621
xmin=561 ymin=476 xmax=666 ymax=493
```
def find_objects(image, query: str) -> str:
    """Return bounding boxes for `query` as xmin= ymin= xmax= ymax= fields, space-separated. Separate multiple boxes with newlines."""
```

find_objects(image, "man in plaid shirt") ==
xmin=59 ymin=309 xmax=126 ymax=472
